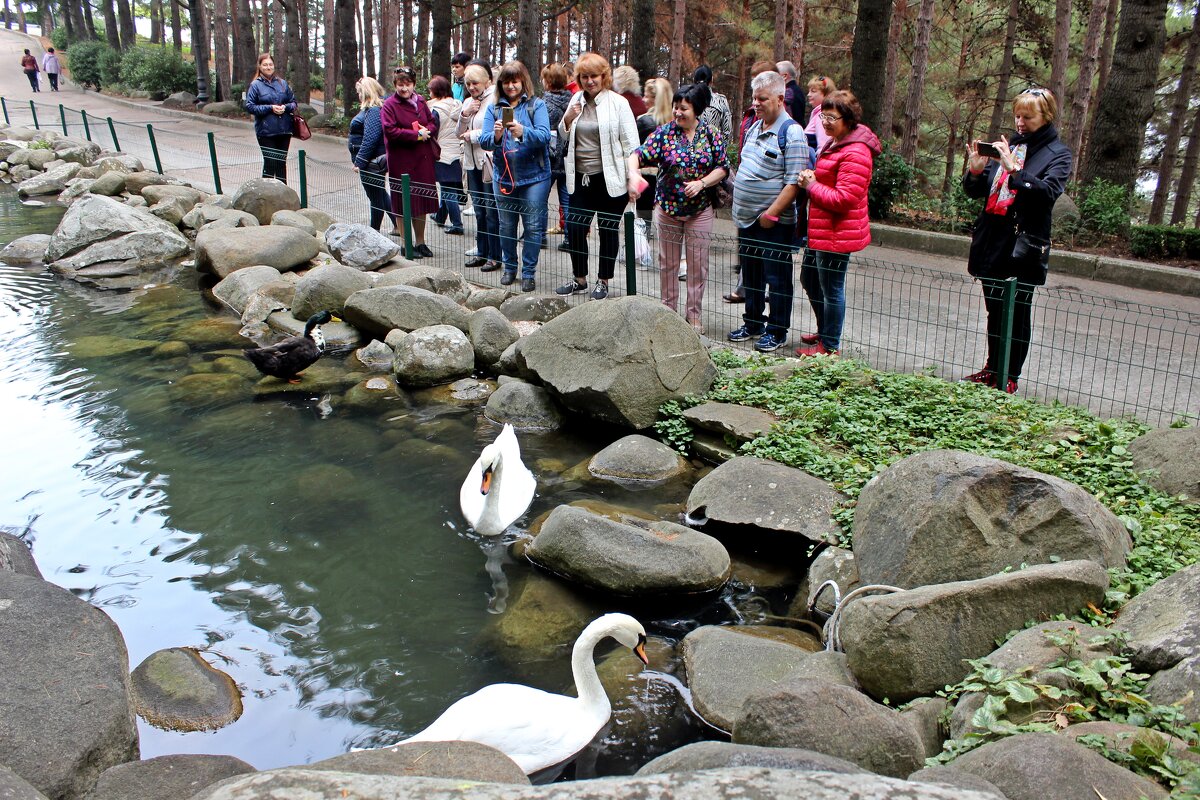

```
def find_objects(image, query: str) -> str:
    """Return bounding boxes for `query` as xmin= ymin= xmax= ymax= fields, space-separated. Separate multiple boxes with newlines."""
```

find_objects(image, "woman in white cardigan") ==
xmin=554 ymin=53 xmax=640 ymax=301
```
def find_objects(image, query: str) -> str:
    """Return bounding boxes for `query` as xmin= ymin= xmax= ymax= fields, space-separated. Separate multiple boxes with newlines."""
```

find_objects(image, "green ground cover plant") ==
xmin=657 ymin=351 xmax=1199 ymax=604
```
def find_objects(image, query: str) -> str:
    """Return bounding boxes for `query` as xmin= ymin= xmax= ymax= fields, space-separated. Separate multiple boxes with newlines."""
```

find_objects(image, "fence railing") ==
xmin=3 ymin=95 xmax=1198 ymax=428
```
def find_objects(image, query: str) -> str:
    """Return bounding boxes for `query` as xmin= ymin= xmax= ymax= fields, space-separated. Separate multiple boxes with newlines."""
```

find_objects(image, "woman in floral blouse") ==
xmin=627 ymin=83 xmax=729 ymax=332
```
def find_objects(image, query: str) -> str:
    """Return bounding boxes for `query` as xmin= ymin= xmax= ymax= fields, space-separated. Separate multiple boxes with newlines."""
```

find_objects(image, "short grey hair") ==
xmin=751 ymin=70 xmax=787 ymax=97
xmin=776 ymin=61 xmax=797 ymax=81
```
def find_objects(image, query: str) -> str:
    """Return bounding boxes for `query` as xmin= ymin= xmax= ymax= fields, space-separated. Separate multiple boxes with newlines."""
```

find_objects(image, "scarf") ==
xmin=984 ymin=123 xmax=1058 ymax=216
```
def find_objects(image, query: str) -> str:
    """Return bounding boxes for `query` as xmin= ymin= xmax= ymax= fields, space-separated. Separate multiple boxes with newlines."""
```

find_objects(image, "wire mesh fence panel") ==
xmin=141 ymin=124 xmax=224 ymax=192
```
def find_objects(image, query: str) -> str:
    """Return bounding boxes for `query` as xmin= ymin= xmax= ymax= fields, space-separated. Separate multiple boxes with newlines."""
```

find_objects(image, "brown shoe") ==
xmin=722 ymin=292 xmax=744 ymax=304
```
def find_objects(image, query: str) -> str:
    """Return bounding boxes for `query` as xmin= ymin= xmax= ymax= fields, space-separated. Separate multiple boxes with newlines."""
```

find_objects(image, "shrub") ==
xmin=50 ymin=26 xmax=70 ymax=52
xmin=65 ymin=41 xmax=116 ymax=89
xmin=869 ymin=142 xmax=916 ymax=219
xmin=1075 ymin=178 xmax=1130 ymax=238
xmin=939 ymin=182 xmax=983 ymax=233
xmin=119 ymin=45 xmax=196 ymax=96
xmin=1129 ymin=224 xmax=1200 ymax=260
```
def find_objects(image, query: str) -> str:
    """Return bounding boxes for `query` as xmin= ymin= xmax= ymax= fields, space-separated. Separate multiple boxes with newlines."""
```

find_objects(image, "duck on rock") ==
xmin=243 ymin=310 xmax=339 ymax=383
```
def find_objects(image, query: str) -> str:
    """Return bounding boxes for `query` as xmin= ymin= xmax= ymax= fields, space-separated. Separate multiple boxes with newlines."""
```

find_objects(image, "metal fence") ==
xmin=4 ymin=95 xmax=1197 ymax=428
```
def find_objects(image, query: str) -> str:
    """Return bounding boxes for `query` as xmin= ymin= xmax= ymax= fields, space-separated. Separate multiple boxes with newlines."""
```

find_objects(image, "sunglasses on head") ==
xmin=1023 ymin=87 xmax=1048 ymax=98
xmin=394 ymin=67 xmax=416 ymax=82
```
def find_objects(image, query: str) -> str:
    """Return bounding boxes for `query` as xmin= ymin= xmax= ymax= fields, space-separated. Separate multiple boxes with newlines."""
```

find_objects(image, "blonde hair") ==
xmin=613 ymin=65 xmax=640 ymax=95
xmin=356 ymin=76 xmax=386 ymax=108
xmin=464 ymin=64 xmax=491 ymax=88
xmin=1014 ymin=88 xmax=1058 ymax=123
xmin=807 ymin=75 xmax=837 ymax=96
xmin=646 ymin=77 xmax=672 ymax=125
xmin=574 ymin=53 xmax=613 ymax=91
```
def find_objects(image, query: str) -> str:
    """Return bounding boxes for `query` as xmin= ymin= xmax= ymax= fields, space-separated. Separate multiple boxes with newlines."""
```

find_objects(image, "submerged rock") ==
xmin=588 ymin=435 xmax=691 ymax=484
xmin=483 ymin=381 xmax=563 ymax=430
xmin=130 ymin=647 xmax=243 ymax=732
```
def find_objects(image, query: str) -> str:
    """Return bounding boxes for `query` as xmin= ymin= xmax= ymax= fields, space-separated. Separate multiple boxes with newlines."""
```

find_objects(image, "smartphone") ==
xmin=975 ymin=141 xmax=1002 ymax=159
xmin=502 ymin=107 xmax=514 ymax=125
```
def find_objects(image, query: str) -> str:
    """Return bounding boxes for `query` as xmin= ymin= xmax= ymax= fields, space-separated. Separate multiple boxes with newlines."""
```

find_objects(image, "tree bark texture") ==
xmin=150 ymin=0 xmax=163 ymax=42
xmin=629 ymin=0 xmax=657 ymax=82
xmin=773 ymin=0 xmax=788 ymax=61
xmin=791 ymin=0 xmax=806 ymax=71
xmin=879 ymin=0 xmax=908 ymax=140
xmin=189 ymin=0 xmax=211 ymax=102
xmin=516 ymin=0 xmax=541 ymax=83
xmin=233 ymin=0 xmax=257 ymax=85
xmin=1149 ymin=0 xmax=1200 ymax=223
xmin=430 ymin=0 xmax=452 ymax=77
xmin=1066 ymin=0 xmax=1107 ymax=178
xmin=115 ymin=0 xmax=134 ymax=47
xmin=336 ymin=0 xmax=360 ymax=117
xmin=1050 ymin=0 xmax=1071 ymax=103
xmin=668 ymin=0 xmax=685 ymax=85
xmin=100 ymin=0 xmax=120 ymax=49
xmin=212 ymin=0 xmax=232 ymax=101
xmin=1177 ymin=103 xmax=1200 ymax=225
xmin=171 ymin=0 xmax=182 ymax=49
xmin=322 ymin=0 xmax=336 ymax=111
xmin=850 ymin=0 xmax=893 ymax=134
xmin=986 ymin=0 xmax=1019 ymax=138
xmin=900 ymin=0 xmax=935 ymax=164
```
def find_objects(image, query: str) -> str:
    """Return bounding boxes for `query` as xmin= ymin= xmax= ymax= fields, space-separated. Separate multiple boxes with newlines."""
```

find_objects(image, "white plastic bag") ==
xmin=633 ymin=217 xmax=653 ymax=268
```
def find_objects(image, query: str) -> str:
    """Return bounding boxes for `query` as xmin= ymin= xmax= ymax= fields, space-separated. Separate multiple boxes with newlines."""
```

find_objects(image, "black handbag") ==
xmin=1012 ymin=230 xmax=1050 ymax=267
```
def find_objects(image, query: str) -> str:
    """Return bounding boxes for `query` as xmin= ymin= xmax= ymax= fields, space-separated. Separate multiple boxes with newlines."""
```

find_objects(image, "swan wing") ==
xmin=494 ymin=460 xmax=536 ymax=532
xmin=459 ymin=452 xmax=488 ymax=528
xmin=403 ymin=684 xmax=606 ymax=774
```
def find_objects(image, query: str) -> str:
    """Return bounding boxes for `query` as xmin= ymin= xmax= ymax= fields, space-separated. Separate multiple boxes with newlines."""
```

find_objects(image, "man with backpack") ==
xmin=726 ymin=71 xmax=809 ymax=352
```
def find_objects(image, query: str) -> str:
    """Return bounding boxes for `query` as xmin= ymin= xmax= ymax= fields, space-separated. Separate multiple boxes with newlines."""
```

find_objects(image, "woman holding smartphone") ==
xmin=382 ymin=65 xmax=440 ymax=258
xmin=962 ymin=88 xmax=1072 ymax=394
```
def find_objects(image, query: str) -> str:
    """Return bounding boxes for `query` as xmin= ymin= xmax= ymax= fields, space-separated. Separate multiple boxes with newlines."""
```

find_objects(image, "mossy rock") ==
xmin=131 ymin=647 xmax=243 ymax=732
xmin=69 ymin=335 xmax=159 ymax=359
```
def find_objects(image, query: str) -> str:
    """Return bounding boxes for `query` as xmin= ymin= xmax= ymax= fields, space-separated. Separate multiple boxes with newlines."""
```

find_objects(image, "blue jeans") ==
xmin=466 ymin=168 xmax=501 ymax=261
xmin=549 ymin=170 xmax=569 ymax=227
xmin=435 ymin=181 xmax=465 ymax=229
xmin=494 ymin=178 xmax=551 ymax=279
xmin=800 ymin=248 xmax=850 ymax=350
xmin=739 ymin=221 xmax=796 ymax=339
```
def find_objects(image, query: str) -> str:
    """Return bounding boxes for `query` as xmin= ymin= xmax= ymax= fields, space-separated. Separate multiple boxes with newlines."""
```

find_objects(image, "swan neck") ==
xmin=571 ymin=626 xmax=610 ymax=713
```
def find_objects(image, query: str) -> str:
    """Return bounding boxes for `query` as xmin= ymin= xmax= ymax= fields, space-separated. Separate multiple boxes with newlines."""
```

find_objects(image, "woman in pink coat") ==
xmin=382 ymin=65 xmax=440 ymax=258
xmin=795 ymin=90 xmax=880 ymax=356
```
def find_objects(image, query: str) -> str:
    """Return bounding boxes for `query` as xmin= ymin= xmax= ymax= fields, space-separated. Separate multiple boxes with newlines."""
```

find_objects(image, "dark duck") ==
xmin=243 ymin=311 xmax=339 ymax=383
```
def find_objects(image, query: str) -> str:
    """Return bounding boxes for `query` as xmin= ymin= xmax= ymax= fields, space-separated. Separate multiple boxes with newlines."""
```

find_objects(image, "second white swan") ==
xmin=459 ymin=423 xmax=536 ymax=536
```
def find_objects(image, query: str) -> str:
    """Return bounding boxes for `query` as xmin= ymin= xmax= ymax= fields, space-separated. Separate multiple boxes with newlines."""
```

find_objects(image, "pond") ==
xmin=0 ymin=189 xmax=796 ymax=776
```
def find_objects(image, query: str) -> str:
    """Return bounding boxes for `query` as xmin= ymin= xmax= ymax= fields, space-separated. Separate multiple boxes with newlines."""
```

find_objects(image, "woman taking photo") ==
xmin=627 ymin=83 xmax=728 ymax=332
xmin=428 ymin=75 xmax=466 ymax=236
xmin=796 ymin=90 xmax=880 ymax=357
xmin=479 ymin=61 xmax=552 ymax=293
xmin=458 ymin=64 xmax=501 ymax=270
xmin=382 ymin=65 xmax=439 ymax=259
xmin=555 ymin=53 xmax=640 ymax=301
xmin=348 ymin=77 xmax=395 ymax=232
xmin=962 ymin=88 xmax=1071 ymax=394
xmin=244 ymin=54 xmax=296 ymax=183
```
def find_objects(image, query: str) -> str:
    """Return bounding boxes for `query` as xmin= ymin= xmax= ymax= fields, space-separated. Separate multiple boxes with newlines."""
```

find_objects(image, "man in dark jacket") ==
xmin=777 ymin=61 xmax=808 ymax=126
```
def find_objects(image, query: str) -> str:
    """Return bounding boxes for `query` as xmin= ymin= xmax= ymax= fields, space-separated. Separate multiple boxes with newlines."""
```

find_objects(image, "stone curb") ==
xmin=871 ymin=223 xmax=1200 ymax=299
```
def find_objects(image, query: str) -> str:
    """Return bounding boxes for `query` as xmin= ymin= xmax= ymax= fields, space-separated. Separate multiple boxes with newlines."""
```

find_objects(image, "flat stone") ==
xmin=682 ymin=401 xmax=778 ymax=441
xmin=309 ymin=741 xmax=528 ymax=784
xmin=130 ymin=647 xmax=243 ymax=732
xmin=636 ymin=741 xmax=867 ymax=776
xmin=69 ymin=335 xmax=160 ymax=358
xmin=588 ymin=434 xmax=691 ymax=483
xmin=84 ymin=754 xmax=255 ymax=800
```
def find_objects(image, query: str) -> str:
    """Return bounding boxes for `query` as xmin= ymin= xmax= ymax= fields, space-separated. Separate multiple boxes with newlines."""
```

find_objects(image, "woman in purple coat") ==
xmin=382 ymin=65 xmax=440 ymax=258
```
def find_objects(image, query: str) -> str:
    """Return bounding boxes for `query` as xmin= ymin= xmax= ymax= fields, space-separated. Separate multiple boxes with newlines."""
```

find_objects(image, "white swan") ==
xmin=396 ymin=613 xmax=649 ymax=774
xmin=459 ymin=423 xmax=536 ymax=536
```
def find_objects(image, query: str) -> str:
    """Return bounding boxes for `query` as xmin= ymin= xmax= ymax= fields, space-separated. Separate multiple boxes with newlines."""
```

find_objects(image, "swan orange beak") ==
xmin=480 ymin=465 xmax=493 ymax=495
xmin=633 ymin=635 xmax=649 ymax=665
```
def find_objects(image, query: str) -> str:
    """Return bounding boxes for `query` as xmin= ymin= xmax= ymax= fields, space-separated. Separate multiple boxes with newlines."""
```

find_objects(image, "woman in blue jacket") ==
xmin=479 ymin=61 xmax=551 ymax=293
xmin=244 ymin=53 xmax=297 ymax=183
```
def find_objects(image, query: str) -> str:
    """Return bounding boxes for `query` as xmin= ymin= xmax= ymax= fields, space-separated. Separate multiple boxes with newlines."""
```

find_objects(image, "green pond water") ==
xmin=0 ymin=190 xmax=797 ymax=775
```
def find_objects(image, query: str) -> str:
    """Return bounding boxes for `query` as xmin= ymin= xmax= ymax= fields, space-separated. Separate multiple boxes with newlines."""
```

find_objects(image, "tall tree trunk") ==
xmin=402 ymin=0 xmax=413 ymax=64
xmin=59 ymin=0 xmax=75 ymax=40
xmin=546 ymin=11 xmax=557 ymax=63
xmin=1095 ymin=0 xmax=1121 ymax=102
xmin=1067 ymin=0 xmax=1107 ymax=178
xmin=941 ymin=19 xmax=970 ymax=197
xmin=150 ymin=0 xmax=162 ymax=42
xmin=416 ymin=0 xmax=428 ymax=68
xmin=1174 ymin=103 xmax=1200 ymax=224
xmin=212 ymin=0 xmax=231 ymax=100
xmin=987 ymin=0 xmax=1019 ymax=138
xmin=900 ymin=0 xmax=934 ymax=164
xmin=171 ymin=0 xmax=182 ymax=49
xmin=79 ymin=0 xmax=95 ymax=39
xmin=1050 ymin=0 xmax=1071 ymax=102
xmin=598 ymin=0 xmax=612 ymax=55
xmin=558 ymin=8 xmax=569 ymax=63
xmin=772 ymin=0 xmax=787 ymax=61
xmin=322 ymin=0 xmax=336 ymax=109
xmin=189 ymin=0 xmax=211 ymax=102
xmin=336 ymin=0 xmax=359 ymax=116
xmin=115 ymin=0 xmax=134 ymax=47
xmin=430 ymin=0 xmax=451 ymax=76
xmin=362 ymin=0 xmax=375 ymax=76
xmin=878 ymin=0 xmax=907 ymax=140
xmin=791 ymin=0 xmax=806 ymax=71
xmin=4 ymin=0 xmax=12 ymax=30
xmin=1149 ymin=0 xmax=1200 ymax=223
xmin=278 ymin=0 xmax=307 ymax=100
xmin=272 ymin=0 xmax=284 ymax=70
xmin=667 ymin=0 xmax=685 ymax=85
xmin=515 ymin=0 xmax=540 ymax=77
xmin=260 ymin=0 xmax=269 ymax=52
xmin=17 ymin=0 xmax=27 ymax=32
xmin=233 ymin=0 xmax=256 ymax=85
xmin=1081 ymin=0 xmax=1169 ymax=195
xmin=850 ymin=0 xmax=893 ymax=133
xmin=629 ymin=0 xmax=655 ymax=81
xmin=100 ymin=0 xmax=120 ymax=48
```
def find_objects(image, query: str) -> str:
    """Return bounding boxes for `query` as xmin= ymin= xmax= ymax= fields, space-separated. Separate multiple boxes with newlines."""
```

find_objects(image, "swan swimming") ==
xmin=396 ymin=613 xmax=649 ymax=774
xmin=459 ymin=423 xmax=536 ymax=536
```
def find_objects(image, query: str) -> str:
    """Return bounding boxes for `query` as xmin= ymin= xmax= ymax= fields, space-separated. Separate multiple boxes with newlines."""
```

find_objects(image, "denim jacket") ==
xmin=479 ymin=94 xmax=551 ymax=190
xmin=245 ymin=76 xmax=297 ymax=138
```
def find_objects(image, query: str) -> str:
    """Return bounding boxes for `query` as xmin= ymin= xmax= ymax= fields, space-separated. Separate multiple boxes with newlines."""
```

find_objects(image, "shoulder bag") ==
xmin=293 ymin=113 xmax=312 ymax=141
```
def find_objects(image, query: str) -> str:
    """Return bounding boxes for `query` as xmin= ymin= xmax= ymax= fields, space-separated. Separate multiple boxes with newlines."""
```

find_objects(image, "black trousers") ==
xmin=257 ymin=134 xmax=291 ymax=183
xmin=981 ymin=277 xmax=1036 ymax=380
xmin=24 ymin=70 xmax=39 ymax=91
xmin=567 ymin=172 xmax=628 ymax=281
xmin=48 ymin=73 xmax=59 ymax=91
xmin=359 ymin=168 xmax=393 ymax=231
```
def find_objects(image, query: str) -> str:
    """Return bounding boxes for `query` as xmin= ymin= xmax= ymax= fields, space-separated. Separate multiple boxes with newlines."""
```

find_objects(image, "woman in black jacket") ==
xmin=244 ymin=54 xmax=297 ymax=183
xmin=963 ymin=88 xmax=1072 ymax=394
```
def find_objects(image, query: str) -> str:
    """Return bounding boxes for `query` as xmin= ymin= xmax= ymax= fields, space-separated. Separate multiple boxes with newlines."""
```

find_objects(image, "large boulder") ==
xmin=87 ymin=170 xmax=127 ymax=196
xmin=948 ymin=732 xmax=1167 ymax=800
xmin=130 ymin=647 xmax=243 ymax=731
xmin=681 ymin=625 xmax=818 ymax=731
xmin=161 ymin=91 xmax=198 ymax=109
xmin=907 ymin=766 xmax=1008 ymax=799
xmin=46 ymin=194 xmax=189 ymax=271
xmin=269 ymin=209 xmax=315 ymax=235
xmin=840 ymin=561 xmax=1109 ymax=702
xmin=517 ymin=296 xmax=716 ymax=429
xmin=685 ymin=456 xmax=844 ymax=545
xmin=391 ymin=325 xmax=475 ymax=387
xmin=0 ymin=233 xmax=51 ymax=265
xmin=1143 ymin=653 xmax=1200 ymax=722
xmin=291 ymin=263 xmax=374 ymax=320
xmin=1129 ymin=427 xmax=1199 ymax=503
xmin=636 ymin=741 xmax=866 ymax=776
xmin=468 ymin=307 xmax=520 ymax=369
xmin=189 ymin=767 xmax=1003 ymax=800
xmin=84 ymin=755 xmax=255 ymax=800
xmin=1111 ymin=561 xmax=1200 ymax=671
xmin=230 ymin=177 xmax=301 ymax=224
xmin=588 ymin=435 xmax=690 ymax=484
xmin=0 ymin=530 xmax=41 ymax=578
xmin=343 ymin=285 xmax=471 ymax=338
xmin=16 ymin=161 xmax=82 ymax=196
xmin=854 ymin=450 xmax=1132 ymax=589
xmin=499 ymin=294 xmax=569 ymax=323
xmin=211 ymin=266 xmax=292 ymax=315
xmin=483 ymin=380 xmax=564 ymax=430
xmin=1060 ymin=720 xmax=1200 ymax=768
xmin=732 ymin=679 xmax=926 ymax=778
xmin=308 ymin=741 xmax=528 ymax=784
xmin=526 ymin=505 xmax=730 ymax=595
xmin=195 ymin=226 xmax=320 ymax=278
xmin=142 ymin=184 xmax=205 ymax=210
xmin=0 ymin=572 xmax=139 ymax=799
xmin=324 ymin=222 xmax=401 ymax=270
xmin=378 ymin=265 xmax=470 ymax=302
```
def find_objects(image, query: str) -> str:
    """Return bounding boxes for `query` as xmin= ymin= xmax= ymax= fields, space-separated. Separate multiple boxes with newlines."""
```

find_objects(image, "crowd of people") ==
xmin=241 ymin=52 xmax=1070 ymax=391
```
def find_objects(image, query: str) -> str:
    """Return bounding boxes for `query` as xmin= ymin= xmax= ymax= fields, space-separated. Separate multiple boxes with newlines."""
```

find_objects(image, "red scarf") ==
xmin=984 ymin=143 xmax=1027 ymax=216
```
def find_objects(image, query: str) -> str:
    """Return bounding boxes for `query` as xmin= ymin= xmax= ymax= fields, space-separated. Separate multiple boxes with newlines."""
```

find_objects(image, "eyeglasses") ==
xmin=819 ymin=113 xmax=842 ymax=124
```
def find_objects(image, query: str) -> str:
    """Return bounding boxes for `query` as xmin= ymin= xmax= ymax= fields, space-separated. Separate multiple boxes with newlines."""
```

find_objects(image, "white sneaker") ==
xmin=465 ymin=247 xmax=479 ymax=257
xmin=463 ymin=206 xmax=475 ymax=216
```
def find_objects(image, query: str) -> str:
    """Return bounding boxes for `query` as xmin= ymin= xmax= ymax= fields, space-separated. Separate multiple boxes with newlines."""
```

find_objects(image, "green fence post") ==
xmin=996 ymin=276 xmax=1018 ymax=391
xmin=59 ymin=104 xmax=67 ymax=136
xmin=401 ymin=173 xmax=414 ymax=259
xmin=207 ymin=132 xmax=222 ymax=194
xmin=106 ymin=117 xmax=119 ymax=151
xmin=29 ymin=100 xmax=38 ymax=129
xmin=623 ymin=210 xmax=637 ymax=297
xmin=81 ymin=109 xmax=91 ymax=141
xmin=298 ymin=150 xmax=308 ymax=208
xmin=146 ymin=124 xmax=163 ymax=174
xmin=1 ymin=97 xmax=8 ymax=125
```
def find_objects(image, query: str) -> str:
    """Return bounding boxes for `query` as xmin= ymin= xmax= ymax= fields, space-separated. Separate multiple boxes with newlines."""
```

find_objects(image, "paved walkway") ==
xmin=2 ymin=29 xmax=1197 ymax=426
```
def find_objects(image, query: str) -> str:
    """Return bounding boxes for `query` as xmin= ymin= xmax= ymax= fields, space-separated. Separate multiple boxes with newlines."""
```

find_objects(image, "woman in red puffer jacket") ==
xmin=795 ymin=90 xmax=881 ymax=356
